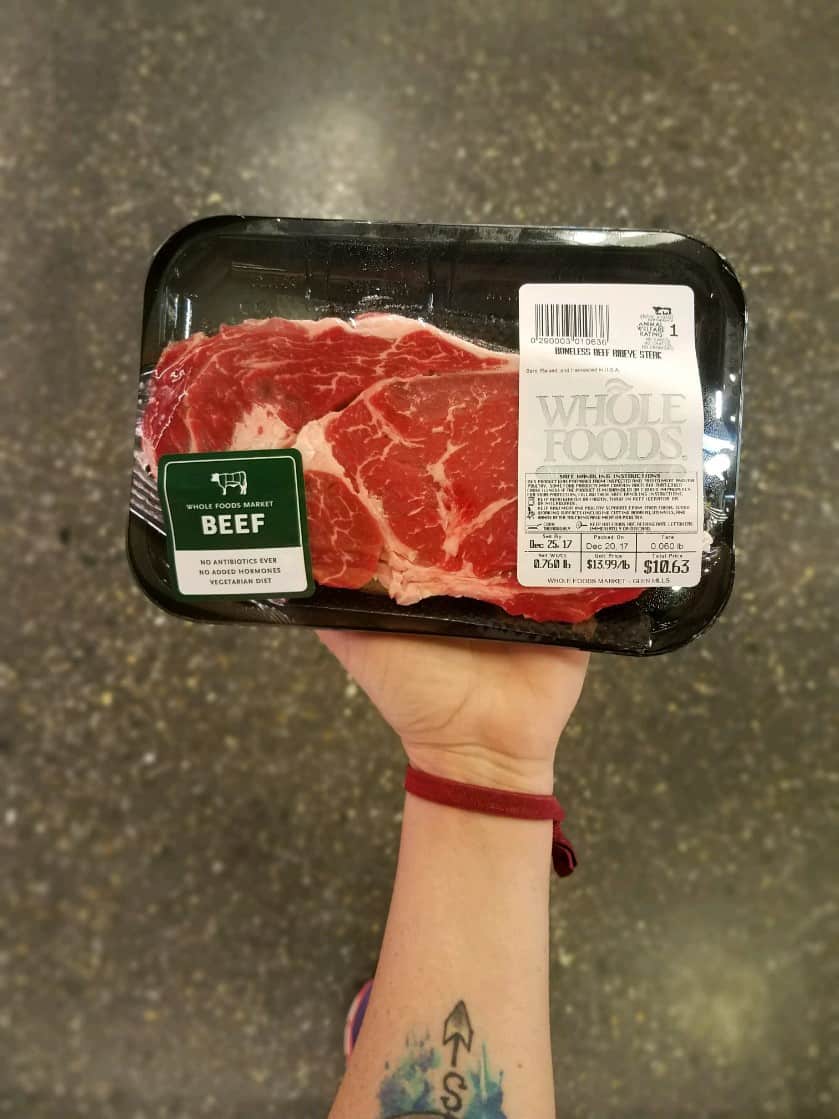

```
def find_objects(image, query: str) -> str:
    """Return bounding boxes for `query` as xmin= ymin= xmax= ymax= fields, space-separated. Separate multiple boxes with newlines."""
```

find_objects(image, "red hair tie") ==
xmin=404 ymin=764 xmax=577 ymax=878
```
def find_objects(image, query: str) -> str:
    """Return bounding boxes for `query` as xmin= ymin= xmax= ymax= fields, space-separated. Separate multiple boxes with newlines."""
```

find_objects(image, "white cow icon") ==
xmin=210 ymin=470 xmax=248 ymax=496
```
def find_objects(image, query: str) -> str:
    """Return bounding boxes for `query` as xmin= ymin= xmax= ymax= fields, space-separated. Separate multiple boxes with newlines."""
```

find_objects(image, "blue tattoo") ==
xmin=377 ymin=1003 xmax=508 ymax=1119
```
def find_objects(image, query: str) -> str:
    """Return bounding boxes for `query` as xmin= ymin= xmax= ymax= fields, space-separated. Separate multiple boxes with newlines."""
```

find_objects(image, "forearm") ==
xmin=329 ymin=790 xmax=556 ymax=1119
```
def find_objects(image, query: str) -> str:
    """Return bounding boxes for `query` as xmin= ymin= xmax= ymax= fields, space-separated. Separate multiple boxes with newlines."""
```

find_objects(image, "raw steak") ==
xmin=295 ymin=372 xmax=642 ymax=623
xmin=141 ymin=313 xmax=516 ymax=466
xmin=141 ymin=314 xmax=643 ymax=622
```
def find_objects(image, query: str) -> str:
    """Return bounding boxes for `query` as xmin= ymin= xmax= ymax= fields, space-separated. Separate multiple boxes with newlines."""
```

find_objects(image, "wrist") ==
xmin=403 ymin=744 xmax=556 ymax=796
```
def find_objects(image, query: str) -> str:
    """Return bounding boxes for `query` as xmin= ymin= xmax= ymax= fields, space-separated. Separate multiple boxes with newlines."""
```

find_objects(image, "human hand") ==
xmin=317 ymin=631 xmax=588 ymax=794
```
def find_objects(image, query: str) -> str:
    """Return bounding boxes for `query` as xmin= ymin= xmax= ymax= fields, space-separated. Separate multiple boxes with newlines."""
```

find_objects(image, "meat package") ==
xmin=140 ymin=313 xmax=641 ymax=624
xmin=128 ymin=218 xmax=745 ymax=654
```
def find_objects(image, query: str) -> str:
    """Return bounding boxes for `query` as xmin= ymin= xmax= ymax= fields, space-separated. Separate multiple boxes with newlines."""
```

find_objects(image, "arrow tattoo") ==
xmin=442 ymin=1001 xmax=474 ymax=1069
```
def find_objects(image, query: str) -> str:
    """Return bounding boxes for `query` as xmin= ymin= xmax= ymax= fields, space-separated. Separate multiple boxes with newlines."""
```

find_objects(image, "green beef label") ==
xmin=158 ymin=450 xmax=314 ymax=600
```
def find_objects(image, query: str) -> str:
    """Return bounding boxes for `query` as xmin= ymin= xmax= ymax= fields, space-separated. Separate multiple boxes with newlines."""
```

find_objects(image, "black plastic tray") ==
xmin=127 ymin=217 xmax=746 ymax=655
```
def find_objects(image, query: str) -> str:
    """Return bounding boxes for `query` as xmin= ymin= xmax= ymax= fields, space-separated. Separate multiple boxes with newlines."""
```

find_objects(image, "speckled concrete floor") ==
xmin=1 ymin=2 xmax=837 ymax=1117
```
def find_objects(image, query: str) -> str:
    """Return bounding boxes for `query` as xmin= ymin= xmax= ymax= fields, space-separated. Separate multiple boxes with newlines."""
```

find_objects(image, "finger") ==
xmin=314 ymin=627 xmax=363 ymax=665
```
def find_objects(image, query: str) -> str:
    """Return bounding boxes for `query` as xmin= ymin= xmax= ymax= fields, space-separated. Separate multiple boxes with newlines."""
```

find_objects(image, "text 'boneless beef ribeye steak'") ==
xmin=141 ymin=313 xmax=643 ymax=622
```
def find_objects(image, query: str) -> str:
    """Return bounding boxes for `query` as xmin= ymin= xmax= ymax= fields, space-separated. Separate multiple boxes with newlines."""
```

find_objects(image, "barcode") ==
xmin=533 ymin=302 xmax=610 ymax=341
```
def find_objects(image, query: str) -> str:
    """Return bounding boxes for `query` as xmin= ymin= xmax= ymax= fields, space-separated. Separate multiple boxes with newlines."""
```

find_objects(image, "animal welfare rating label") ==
xmin=158 ymin=450 xmax=314 ymax=599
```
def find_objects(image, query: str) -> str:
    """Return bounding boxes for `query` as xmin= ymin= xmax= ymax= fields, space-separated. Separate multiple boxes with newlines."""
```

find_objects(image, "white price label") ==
xmin=517 ymin=284 xmax=704 ymax=589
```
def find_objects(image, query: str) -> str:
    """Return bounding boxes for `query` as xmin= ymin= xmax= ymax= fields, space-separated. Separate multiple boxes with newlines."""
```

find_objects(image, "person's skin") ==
xmin=319 ymin=631 xmax=588 ymax=1119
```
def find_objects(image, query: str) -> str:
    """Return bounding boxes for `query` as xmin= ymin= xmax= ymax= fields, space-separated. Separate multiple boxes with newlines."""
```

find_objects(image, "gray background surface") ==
xmin=1 ymin=1 xmax=837 ymax=1116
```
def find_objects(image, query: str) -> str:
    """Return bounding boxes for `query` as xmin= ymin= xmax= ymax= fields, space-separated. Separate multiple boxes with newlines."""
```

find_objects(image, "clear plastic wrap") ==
xmin=127 ymin=218 xmax=745 ymax=655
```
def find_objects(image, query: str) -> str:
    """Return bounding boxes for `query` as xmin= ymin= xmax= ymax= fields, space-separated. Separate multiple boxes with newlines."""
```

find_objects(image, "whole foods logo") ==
xmin=537 ymin=377 xmax=688 ymax=465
